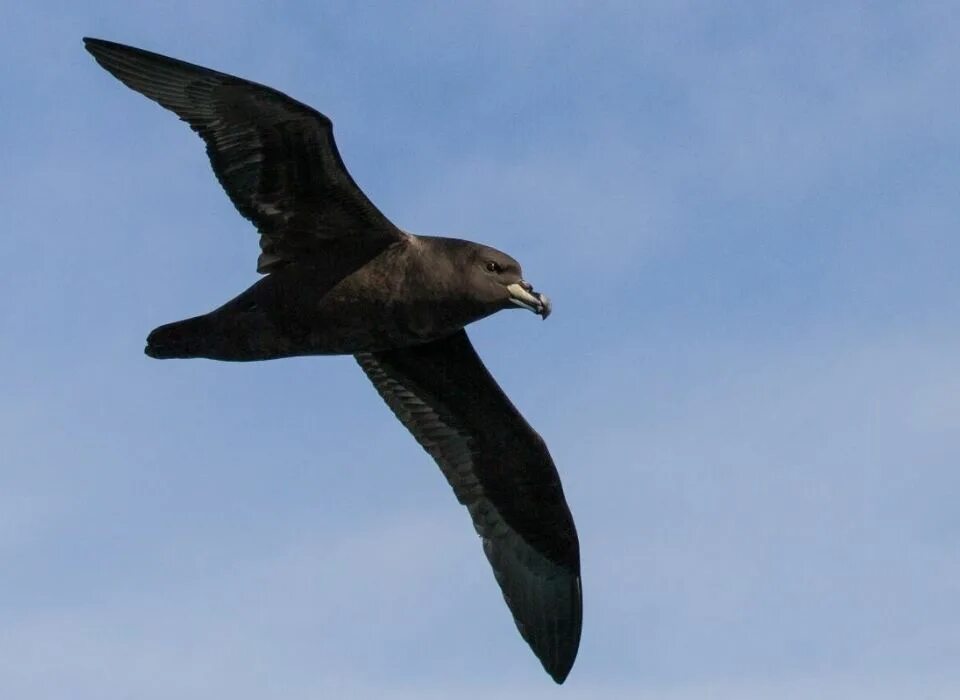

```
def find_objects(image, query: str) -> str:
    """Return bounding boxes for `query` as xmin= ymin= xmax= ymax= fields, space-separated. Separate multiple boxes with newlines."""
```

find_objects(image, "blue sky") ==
xmin=3 ymin=2 xmax=959 ymax=698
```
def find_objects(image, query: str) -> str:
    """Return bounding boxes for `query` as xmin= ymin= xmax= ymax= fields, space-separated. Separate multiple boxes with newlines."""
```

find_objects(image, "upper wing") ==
xmin=84 ymin=38 xmax=403 ymax=273
xmin=355 ymin=330 xmax=581 ymax=683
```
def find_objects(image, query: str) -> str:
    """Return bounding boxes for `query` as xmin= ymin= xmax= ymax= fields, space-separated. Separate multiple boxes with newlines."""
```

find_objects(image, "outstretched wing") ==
xmin=356 ymin=330 xmax=581 ymax=683
xmin=84 ymin=38 xmax=403 ymax=273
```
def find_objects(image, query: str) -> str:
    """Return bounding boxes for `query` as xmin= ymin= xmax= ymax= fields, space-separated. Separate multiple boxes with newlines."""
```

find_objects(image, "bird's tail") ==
xmin=145 ymin=315 xmax=214 ymax=359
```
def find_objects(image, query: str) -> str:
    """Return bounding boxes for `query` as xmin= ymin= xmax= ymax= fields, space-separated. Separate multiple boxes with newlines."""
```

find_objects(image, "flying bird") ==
xmin=84 ymin=37 xmax=581 ymax=683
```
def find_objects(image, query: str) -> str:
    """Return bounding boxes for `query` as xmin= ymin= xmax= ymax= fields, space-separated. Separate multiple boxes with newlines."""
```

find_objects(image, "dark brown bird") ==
xmin=84 ymin=37 xmax=581 ymax=683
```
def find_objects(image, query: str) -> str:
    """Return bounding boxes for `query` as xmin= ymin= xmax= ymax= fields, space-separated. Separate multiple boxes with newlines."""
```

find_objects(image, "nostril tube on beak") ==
xmin=538 ymin=293 xmax=552 ymax=320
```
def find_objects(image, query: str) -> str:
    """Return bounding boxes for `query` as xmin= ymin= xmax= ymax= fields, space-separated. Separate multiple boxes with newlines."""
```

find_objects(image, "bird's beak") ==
xmin=507 ymin=281 xmax=552 ymax=319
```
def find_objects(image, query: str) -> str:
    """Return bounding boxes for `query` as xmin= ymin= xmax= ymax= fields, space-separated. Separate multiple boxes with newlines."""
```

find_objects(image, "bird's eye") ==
xmin=485 ymin=261 xmax=502 ymax=273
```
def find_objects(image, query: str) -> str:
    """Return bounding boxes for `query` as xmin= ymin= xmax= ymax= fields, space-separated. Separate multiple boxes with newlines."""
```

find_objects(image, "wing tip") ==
xmin=82 ymin=36 xmax=115 ymax=56
xmin=82 ymin=37 xmax=133 ymax=69
xmin=540 ymin=572 xmax=583 ymax=684
xmin=548 ymin=668 xmax=572 ymax=685
xmin=81 ymin=36 xmax=190 ymax=73
xmin=511 ymin=570 xmax=581 ymax=684
xmin=539 ymin=646 xmax=578 ymax=684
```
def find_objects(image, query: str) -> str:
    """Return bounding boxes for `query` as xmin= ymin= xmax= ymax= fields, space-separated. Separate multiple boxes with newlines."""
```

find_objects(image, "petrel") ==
xmin=84 ymin=38 xmax=581 ymax=683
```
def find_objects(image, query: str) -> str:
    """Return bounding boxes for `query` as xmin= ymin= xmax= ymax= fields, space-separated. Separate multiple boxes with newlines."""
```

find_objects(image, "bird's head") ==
xmin=462 ymin=243 xmax=551 ymax=320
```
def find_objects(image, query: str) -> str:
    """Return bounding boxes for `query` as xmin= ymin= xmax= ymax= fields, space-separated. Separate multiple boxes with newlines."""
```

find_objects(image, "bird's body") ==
xmin=85 ymin=37 xmax=581 ymax=683
xmin=149 ymin=236 xmax=528 ymax=360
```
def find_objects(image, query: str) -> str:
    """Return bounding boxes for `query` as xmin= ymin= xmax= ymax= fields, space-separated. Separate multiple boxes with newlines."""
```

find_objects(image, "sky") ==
xmin=2 ymin=1 xmax=959 ymax=698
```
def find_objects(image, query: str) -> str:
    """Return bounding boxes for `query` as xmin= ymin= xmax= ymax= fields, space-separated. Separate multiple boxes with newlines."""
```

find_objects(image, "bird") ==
xmin=84 ymin=37 xmax=581 ymax=683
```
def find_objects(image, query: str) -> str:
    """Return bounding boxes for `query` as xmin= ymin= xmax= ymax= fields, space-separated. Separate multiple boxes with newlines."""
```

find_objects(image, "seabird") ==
xmin=84 ymin=38 xmax=581 ymax=683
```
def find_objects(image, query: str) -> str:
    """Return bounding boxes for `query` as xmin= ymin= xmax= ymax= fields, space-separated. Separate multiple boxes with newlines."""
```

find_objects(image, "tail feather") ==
xmin=145 ymin=315 xmax=213 ymax=359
